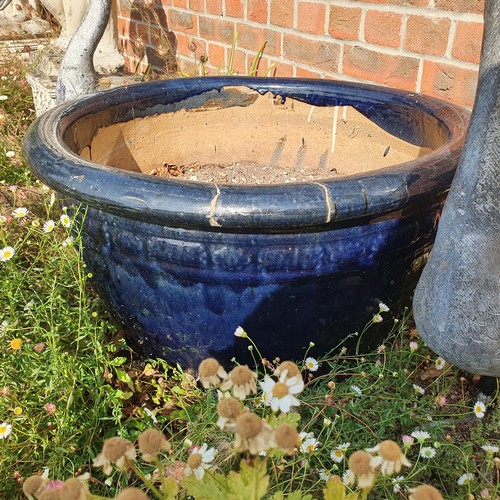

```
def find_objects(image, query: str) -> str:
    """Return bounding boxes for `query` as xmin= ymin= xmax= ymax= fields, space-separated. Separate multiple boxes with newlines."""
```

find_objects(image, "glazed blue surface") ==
xmin=23 ymin=77 xmax=470 ymax=367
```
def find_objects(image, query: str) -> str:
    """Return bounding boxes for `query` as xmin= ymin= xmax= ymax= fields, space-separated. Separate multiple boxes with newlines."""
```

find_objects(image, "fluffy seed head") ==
xmin=349 ymin=450 xmax=373 ymax=475
xmin=379 ymin=440 xmax=403 ymax=461
xmin=236 ymin=413 xmax=263 ymax=439
xmin=102 ymin=437 xmax=134 ymax=462
xmin=217 ymin=397 xmax=242 ymax=419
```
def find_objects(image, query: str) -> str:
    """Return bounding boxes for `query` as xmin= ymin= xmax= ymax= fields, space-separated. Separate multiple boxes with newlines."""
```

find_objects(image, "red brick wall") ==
xmin=117 ymin=0 xmax=484 ymax=108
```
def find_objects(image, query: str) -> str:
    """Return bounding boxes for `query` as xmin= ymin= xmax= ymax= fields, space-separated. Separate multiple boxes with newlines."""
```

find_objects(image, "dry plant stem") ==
xmin=125 ymin=458 xmax=163 ymax=499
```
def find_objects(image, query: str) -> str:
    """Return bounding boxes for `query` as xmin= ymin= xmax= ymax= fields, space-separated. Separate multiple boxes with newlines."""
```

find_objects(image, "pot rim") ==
xmin=23 ymin=76 xmax=470 ymax=230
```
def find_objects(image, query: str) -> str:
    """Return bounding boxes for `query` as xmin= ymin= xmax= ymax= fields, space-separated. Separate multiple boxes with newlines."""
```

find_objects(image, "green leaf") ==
xmin=323 ymin=477 xmax=355 ymax=500
xmin=271 ymin=491 xmax=312 ymax=500
xmin=183 ymin=471 xmax=228 ymax=499
xmin=227 ymin=460 xmax=269 ymax=500
xmin=268 ymin=412 xmax=301 ymax=429
xmin=162 ymin=476 xmax=179 ymax=500
xmin=115 ymin=368 xmax=134 ymax=390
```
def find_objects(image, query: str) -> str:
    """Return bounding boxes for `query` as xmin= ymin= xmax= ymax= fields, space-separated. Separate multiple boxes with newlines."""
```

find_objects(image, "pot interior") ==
xmin=75 ymin=85 xmax=446 ymax=184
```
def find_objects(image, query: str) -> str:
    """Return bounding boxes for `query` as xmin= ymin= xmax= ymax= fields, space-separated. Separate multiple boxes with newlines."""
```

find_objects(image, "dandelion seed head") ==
xmin=236 ymin=413 xmax=263 ymax=440
xmin=22 ymin=475 xmax=44 ymax=497
xmin=408 ymin=485 xmax=443 ymax=500
xmin=138 ymin=429 xmax=171 ymax=461
xmin=102 ymin=437 xmax=135 ymax=462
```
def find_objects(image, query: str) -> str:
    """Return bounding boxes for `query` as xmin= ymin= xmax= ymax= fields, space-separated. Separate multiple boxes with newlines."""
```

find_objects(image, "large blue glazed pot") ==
xmin=23 ymin=77 xmax=469 ymax=368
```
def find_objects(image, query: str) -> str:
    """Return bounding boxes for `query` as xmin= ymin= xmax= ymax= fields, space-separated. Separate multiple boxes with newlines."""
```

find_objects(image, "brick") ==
xmin=297 ymin=2 xmax=327 ymax=35
xmin=328 ymin=6 xmax=362 ymax=40
xmin=199 ymin=16 xmax=236 ymax=44
xmin=267 ymin=60 xmax=294 ymax=77
xmin=283 ymin=34 xmax=340 ymax=71
xmin=206 ymin=0 xmax=224 ymax=15
xmin=172 ymin=0 xmax=188 ymax=7
xmin=434 ymin=0 xmax=484 ymax=13
xmin=167 ymin=10 xmax=197 ymax=34
xmin=117 ymin=17 xmax=130 ymax=38
xmin=189 ymin=0 xmax=204 ymax=12
xmin=236 ymin=24 xmax=281 ymax=56
xmin=405 ymin=15 xmax=450 ymax=56
xmin=296 ymin=66 xmax=322 ymax=78
xmin=421 ymin=60 xmax=478 ymax=108
xmin=350 ymin=0 xmax=428 ymax=6
xmin=248 ymin=0 xmax=268 ymax=23
xmin=135 ymin=22 xmax=151 ymax=44
xmin=270 ymin=0 xmax=294 ymax=28
xmin=452 ymin=21 xmax=483 ymax=64
xmin=117 ymin=0 xmax=132 ymax=17
xmin=208 ymin=43 xmax=226 ymax=68
xmin=364 ymin=10 xmax=402 ymax=48
xmin=343 ymin=45 xmax=419 ymax=91
xmin=226 ymin=0 xmax=245 ymax=17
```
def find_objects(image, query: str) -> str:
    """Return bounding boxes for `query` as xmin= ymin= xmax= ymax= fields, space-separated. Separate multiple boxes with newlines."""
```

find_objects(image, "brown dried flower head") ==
xmin=274 ymin=424 xmax=298 ymax=454
xmin=234 ymin=412 xmax=274 ymax=455
xmin=198 ymin=358 xmax=228 ymax=389
xmin=38 ymin=490 xmax=61 ymax=500
xmin=275 ymin=361 xmax=301 ymax=379
xmin=220 ymin=365 xmax=257 ymax=400
xmin=344 ymin=450 xmax=376 ymax=490
xmin=22 ymin=475 xmax=44 ymax=498
xmin=116 ymin=487 xmax=150 ymax=500
xmin=217 ymin=397 xmax=242 ymax=419
xmin=93 ymin=437 xmax=136 ymax=475
xmin=187 ymin=452 xmax=203 ymax=469
xmin=138 ymin=429 xmax=171 ymax=462
xmin=60 ymin=477 xmax=89 ymax=500
xmin=408 ymin=485 xmax=444 ymax=500
xmin=369 ymin=440 xmax=411 ymax=476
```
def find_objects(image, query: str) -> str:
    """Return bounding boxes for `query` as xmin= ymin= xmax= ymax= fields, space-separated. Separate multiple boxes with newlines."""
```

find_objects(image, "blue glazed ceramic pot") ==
xmin=23 ymin=77 xmax=469 ymax=368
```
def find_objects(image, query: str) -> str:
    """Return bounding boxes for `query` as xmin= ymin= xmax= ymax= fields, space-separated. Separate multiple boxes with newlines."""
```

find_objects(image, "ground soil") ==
xmin=83 ymin=87 xmax=432 ymax=185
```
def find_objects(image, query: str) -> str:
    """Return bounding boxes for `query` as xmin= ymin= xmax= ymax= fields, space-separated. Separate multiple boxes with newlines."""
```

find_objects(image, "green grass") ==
xmin=0 ymin=53 xmax=499 ymax=499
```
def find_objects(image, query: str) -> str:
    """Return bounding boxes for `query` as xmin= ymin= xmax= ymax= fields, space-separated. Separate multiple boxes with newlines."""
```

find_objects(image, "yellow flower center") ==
xmin=187 ymin=452 xmax=203 ymax=469
xmin=10 ymin=339 xmax=21 ymax=350
xmin=272 ymin=382 xmax=290 ymax=399
xmin=0 ymin=425 xmax=8 ymax=434
xmin=334 ymin=450 xmax=343 ymax=458
xmin=13 ymin=407 xmax=22 ymax=415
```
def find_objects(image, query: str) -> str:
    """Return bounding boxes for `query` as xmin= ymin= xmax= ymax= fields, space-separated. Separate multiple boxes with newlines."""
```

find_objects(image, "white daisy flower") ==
xmin=350 ymin=385 xmax=362 ymax=396
xmin=233 ymin=326 xmax=247 ymax=337
xmin=413 ymin=384 xmax=425 ymax=395
xmin=392 ymin=475 xmax=404 ymax=493
xmin=368 ymin=440 xmax=411 ymax=476
xmin=474 ymin=401 xmax=486 ymax=418
xmin=12 ymin=207 xmax=28 ymax=219
xmin=319 ymin=468 xmax=331 ymax=481
xmin=0 ymin=95 xmax=8 ymax=101
xmin=300 ymin=437 xmax=319 ymax=454
xmin=411 ymin=430 xmax=431 ymax=443
xmin=420 ymin=446 xmax=436 ymax=459
xmin=372 ymin=313 xmax=383 ymax=323
xmin=457 ymin=472 xmax=474 ymax=485
xmin=341 ymin=469 xmax=351 ymax=484
xmin=299 ymin=431 xmax=314 ymax=443
xmin=185 ymin=444 xmax=216 ymax=480
xmin=481 ymin=445 xmax=499 ymax=454
xmin=49 ymin=192 xmax=56 ymax=207
xmin=378 ymin=302 xmax=390 ymax=312
xmin=260 ymin=371 xmax=303 ymax=413
xmin=62 ymin=236 xmax=74 ymax=247
xmin=0 ymin=246 xmax=15 ymax=262
xmin=330 ymin=447 xmax=346 ymax=463
xmin=60 ymin=213 xmax=71 ymax=228
xmin=305 ymin=357 xmax=319 ymax=372
xmin=435 ymin=357 xmax=446 ymax=370
xmin=409 ymin=341 xmax=418 ymax=351
xmin=0 ymin=422 xmax=12 ymax=439
xmin=5 ymin=151 xmax=15 ymax=158
xmin=144 ymin=407 xmax=158 ymax=424
xmin=43 ymin=220 xmax=55 ymax=233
